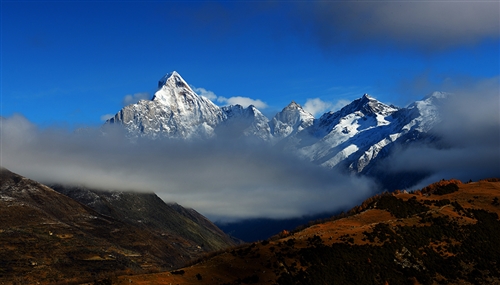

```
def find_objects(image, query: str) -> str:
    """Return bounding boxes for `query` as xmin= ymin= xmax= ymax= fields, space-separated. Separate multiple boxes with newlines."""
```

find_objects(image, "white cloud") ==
xmin=122 ymin=92 xmax=150 ymax=106
xmin=217 ymin=96 xmax=268 ymax=109
xmin=0 ymin=115 xmax=375 ymax=221
xmin=192 ymin=86 xmax=268 ymax=109
xmin=303 ymin=98 xmax=350 ymax=116
xmin=192 ymin=87 xmax=218 ymax=101
xmin=303 ymin=98 xmax=332 ymax=116
xmin=100 ymin=114 xmax=114 ymax=122
xmin=331 ymin=99 xmax=350 ymax=112
xmin=381 ymin=76 xmax=500 ymax=189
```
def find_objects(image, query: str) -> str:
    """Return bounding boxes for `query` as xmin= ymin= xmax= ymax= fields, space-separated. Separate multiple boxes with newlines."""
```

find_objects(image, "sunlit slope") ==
xmin=117 ymin=179 xmax=500 ymax=285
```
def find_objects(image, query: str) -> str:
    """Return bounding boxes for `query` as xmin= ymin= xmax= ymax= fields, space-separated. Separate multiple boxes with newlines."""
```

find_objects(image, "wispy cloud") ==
xmin=192 ymin=86 xmax=268 ymax=109
xmin=331 ymin=99 xmax=351 ymax=112
xmin=302 ymin=98 xmax=350 ymax=117
xmin=192 ymin=87 xmax=218 ymax=101
xmin=122 ymin=92 xmax=150 ymax=106
xmin=303 ymin=98 xmax=332 ymax=117
xmin=217 ymin=96 xmax=268 ymax=109
xmin=100 ymin=114 xmax=114 ymax=122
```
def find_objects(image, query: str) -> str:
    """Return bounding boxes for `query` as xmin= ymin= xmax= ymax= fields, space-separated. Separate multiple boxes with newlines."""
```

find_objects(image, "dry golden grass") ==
xmin=115 ymin=179 xmax=500 ymax=285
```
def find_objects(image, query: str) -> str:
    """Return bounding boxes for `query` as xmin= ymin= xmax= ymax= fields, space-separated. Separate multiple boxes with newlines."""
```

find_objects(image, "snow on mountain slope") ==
xmin=270 ymin=101 xmax=314 ymax=140
xmin=349 ymin=92 xmax=446 ymax=174
xmin=218 ymin=104 xmax=272 ymax=141
xmin=107 ymin=71 xmax=225 ymax=139
xmin=292 ymin=95 xmax=399 ymax=167
xmin=105 ymin=72 xmax=446 ymax=189
xmin=317 ymin=94 xmax=443 ymax=173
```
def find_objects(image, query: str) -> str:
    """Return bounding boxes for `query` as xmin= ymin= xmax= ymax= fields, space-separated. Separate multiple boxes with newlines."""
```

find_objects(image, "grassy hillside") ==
xmin=115 ymin=179 xmax=500 ymax=285
xmin=0 ymin=168 xmax=235 ymax=284
xmin=51 ymin=185 xmax=237 ymax=252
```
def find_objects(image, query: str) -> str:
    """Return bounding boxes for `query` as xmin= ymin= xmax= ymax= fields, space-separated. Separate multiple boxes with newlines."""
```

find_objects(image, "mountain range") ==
xmin=107 ymin=71 xmax=445 ymax=190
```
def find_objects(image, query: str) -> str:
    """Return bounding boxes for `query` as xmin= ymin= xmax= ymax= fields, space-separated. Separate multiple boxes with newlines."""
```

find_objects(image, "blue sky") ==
xmin=1 ymin=1 xmax=499 ymax=128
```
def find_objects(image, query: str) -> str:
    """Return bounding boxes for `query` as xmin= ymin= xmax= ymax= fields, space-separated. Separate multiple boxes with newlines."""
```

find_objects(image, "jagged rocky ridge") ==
xmin=106 ymin=72 xmax=446 ymax=189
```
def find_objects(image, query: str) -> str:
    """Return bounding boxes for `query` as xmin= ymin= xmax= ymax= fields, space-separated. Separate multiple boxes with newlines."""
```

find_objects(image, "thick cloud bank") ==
xmin=0 ymin=118 xmax=375 ymax=221
xmin=293 ymin=1 xmax=499 ymax=51
xmin=383 ymin=77 xmax=500 ymax=188
xmin=1 ymin=78 xmax=498 ymax=220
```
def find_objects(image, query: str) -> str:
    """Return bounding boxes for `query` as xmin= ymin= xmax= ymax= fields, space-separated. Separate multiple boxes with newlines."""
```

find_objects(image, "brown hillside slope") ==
xmin=117 ymin=179 xmax=500 ymax=285
xmin=0 ymin=168 xmax=235 ymax=284
xmin=50 ymin=185 xmax=237 ymax=253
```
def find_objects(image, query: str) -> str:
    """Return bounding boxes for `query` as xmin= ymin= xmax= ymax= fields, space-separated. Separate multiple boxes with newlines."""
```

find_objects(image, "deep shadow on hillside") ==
xmin=216 ymin=213 xmax=338 ymax=243
xmin=116 ymin=178 xmax=500 ymax=285
xmin=0 ymin=168 xmax=236 ymax=284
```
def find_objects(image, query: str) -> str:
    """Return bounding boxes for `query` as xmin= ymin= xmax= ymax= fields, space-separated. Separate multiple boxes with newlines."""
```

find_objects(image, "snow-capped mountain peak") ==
xmin=105 ymin=72 xmax=448 ymax=190
xmin=107 ymin=71 xmax=224 ymax=139
xmin=351 ymin=94 xmax=398 ymax=115
xmin=218 ymin=104 xmax=272 ymax=141
xmin=315 ymin=94 xmax=397 ymax=137
xmin=284 ymin=101 xmax=301 ymax=110
xmin=222 ymin=104 xmax=255 ymax=118
xmin=157 ymin=71 xmax=189 ymax=89
xmin=270 ymin=101 xmax=314 ymax=139
xmin=152 ymin=71 xmax=196 ymax=106
xmin=400 ymin=91 xmax=448 ymax=133
xmin=361 ymin=93 xmax=373 ymax=100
